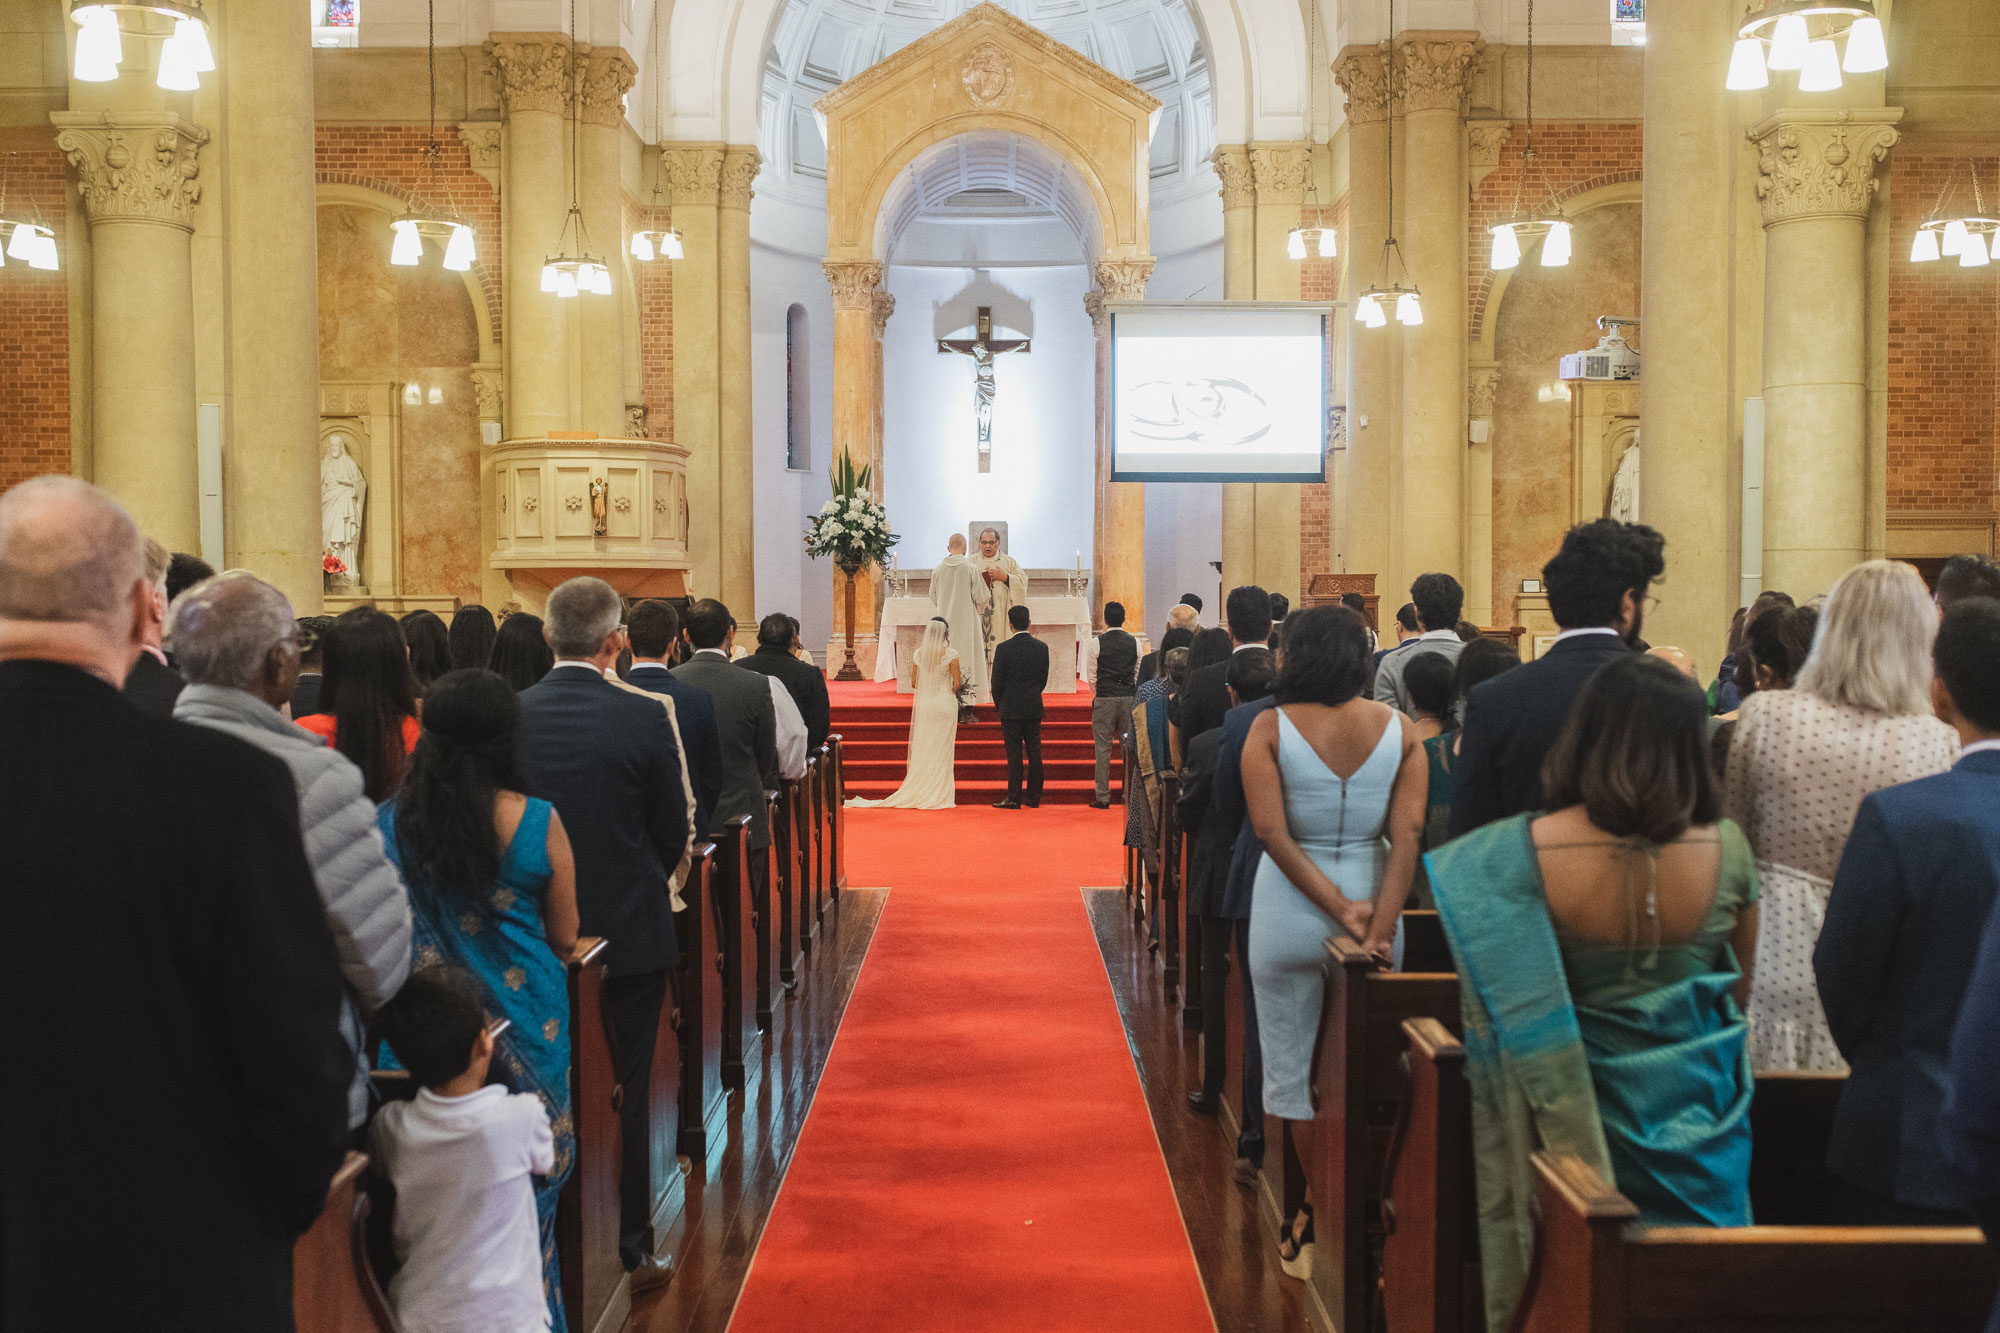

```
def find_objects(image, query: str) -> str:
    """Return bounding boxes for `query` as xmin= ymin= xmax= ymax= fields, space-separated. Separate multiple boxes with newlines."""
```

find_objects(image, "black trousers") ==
xmin=1197 ymin=914 xmax=1263 ymax=1166
xmin=1002 ymin=717 xmax=1043 ymax=803
xmin=601 ymin=967 xmax=671 ymax=1268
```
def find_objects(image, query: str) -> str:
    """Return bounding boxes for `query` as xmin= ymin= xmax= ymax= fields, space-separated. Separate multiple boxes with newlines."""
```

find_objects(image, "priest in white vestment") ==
xmin=932 ymin=534 xmax=991 ymax=700
xmin=970 ymin=527 xmax=1025 ymax=664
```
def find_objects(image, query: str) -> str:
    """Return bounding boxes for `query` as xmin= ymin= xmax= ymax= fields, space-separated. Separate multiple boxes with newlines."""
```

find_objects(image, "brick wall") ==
xmin=1887 ymin=151 xmax=2000 ymax=516
xmin=314 ymin=125 xmax=502 ymax=344
xmin=0 ymin=130 xmax=72 ymax=491
xmin=1299 ymin=196 xmax=1345 ymax=589
xmin=626 ymin=191 xmax=674 ymax=440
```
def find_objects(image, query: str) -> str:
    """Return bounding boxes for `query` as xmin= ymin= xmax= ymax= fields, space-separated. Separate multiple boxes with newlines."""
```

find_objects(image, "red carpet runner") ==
xmin=727 ymin=805 xmax=1215 ymax=1332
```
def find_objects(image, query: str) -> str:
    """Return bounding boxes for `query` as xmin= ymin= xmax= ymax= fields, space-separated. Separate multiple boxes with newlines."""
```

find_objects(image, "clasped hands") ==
xmin=1332 ymin=892 xmax=1395 ymax=967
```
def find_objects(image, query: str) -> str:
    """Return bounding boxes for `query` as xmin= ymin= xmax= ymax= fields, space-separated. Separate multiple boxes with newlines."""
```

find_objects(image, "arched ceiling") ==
xmin=755 ymin=0 xmax=1216 ymax=206
xmin=879 ymin=133 xmax=1101 ymax=259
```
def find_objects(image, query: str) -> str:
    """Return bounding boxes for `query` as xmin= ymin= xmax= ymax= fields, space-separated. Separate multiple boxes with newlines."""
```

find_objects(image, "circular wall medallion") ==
xmin=961 ymin=42 xmax=1016 ymax=109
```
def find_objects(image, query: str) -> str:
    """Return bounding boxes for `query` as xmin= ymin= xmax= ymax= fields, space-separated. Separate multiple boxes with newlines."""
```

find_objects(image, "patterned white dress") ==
xmin=1723 ymin=689 xmax=1956 ymax=1071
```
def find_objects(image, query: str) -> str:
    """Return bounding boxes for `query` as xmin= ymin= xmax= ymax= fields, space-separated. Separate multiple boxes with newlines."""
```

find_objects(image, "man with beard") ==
xmin=1448 ymin=518 xmax=1664 ymax=835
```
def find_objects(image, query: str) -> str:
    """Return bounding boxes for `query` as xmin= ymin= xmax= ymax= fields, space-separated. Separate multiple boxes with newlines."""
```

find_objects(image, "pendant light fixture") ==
xmin=542 ymin=2 xmax=610 ymax=298
xmin=629 ymin=8 xmax=682 ymax=263
xmin=0 ymin=155 xmax=60 ymax=272
xmin=1487 ymin=0 xmax=1572 ymax=273
xmin=69 ymin=3 xmax=213 ymax=90
xmin=1286 ymin=0 xmax=1335 ymax=262
xmin=1357 ymin=0 xmax=1419 ymax=329
xmin=1727 ymin=1 xmax=1887 ymax=93
xmin=389 ymin=0 xmax=478 ymax=272
xmin=1910 ymin=160 xmax=1999 ymax=269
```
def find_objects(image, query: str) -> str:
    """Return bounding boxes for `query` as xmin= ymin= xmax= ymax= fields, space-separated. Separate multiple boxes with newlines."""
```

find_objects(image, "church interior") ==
xmin=7 ymin=0 xmax=2000 ymax=1330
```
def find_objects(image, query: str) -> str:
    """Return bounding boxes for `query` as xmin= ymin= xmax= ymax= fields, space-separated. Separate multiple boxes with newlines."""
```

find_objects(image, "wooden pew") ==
xmin=293 ymin=1152 xmax=396 ymax=1333
xmin=779 ymin=775 xmax=808 ymax=978
xmin=1180 ymin=811 xmax=1202 ymax=1031
xmin=753 ymin=789 xmax=781 ymax=1029
xmin=1310 ymin=936 xmax=1462 ymax=1333
xmin=825 ymin=734 xmax=848 ymax=900
xmin=810 ymin=743 xmax=832 ymax=927
xmin=1514 ymin=1150 xmax=1997 ymax=1333
xmin=558 ymin=936 xmax=628 ymax=1333
xmin=676 ymin=842 xmax=726 ymax=1160
xmin=1123 ymin=740 xmax=1141 ymax=925
xmin=712 ymin=814 xmax=760 ymax=1089
xmin=1379 ymin=1018 xmax=1479 ymax=1333
xmin=1748 ymin=1069 xmax=1846 ymax=1225
xmin=1159 ymin=771 xmax=1182 ymax=999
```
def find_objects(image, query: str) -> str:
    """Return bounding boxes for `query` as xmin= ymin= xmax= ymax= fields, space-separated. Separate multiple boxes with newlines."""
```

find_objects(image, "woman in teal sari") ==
xmin=1426 ymin=654 xmax=1759 ymax=1331
xmin=378 ymin=668 xmax=581 ymax=1331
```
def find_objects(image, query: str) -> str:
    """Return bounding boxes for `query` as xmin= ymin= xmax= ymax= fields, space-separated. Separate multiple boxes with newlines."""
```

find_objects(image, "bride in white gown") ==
xmin=847 ymin=616 xmax=961 ymax=810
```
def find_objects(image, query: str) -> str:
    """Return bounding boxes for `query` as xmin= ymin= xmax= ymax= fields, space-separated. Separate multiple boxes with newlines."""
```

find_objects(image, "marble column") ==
xmin=218 ymin=0 xmax=324 ymax=612
xmin=52 ymin=113 xmax=208 ymax=553
xmin=717 ymin=146 xmax=761 ymax=613
xmin=1398 ymin=34 xmax=1478 ymax=594
xmin=1333 ymin=46 xmax=1395 ymax=635
xmin=1250 ymin=144 xmax=1307 ymax=605
xmin=667 ymin=146 xmax=724 ymax=592
xmin=487 ymin=35 xmax=572 ymax=441
xmin=825 ymin=259 xmax=884 ymax=668
xmin=577 ymin=45 xmax=636 ymax=438
xmin=1637 ymin=0 xmax=1736 ymax=664
xmin=1750 ymin=110 xmax=1900 ymax=598
xmin=1212 ymin=146 xmax=1258 ymax=592
xmin=1088 ymin=257 xmax=1154 ymax=632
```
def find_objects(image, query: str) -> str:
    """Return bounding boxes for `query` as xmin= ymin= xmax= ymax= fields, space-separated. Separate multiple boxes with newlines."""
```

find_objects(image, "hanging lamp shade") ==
xmin=1542 ymin=220 xmax=1573 ymax=266
xmin=389 ymin=219 xmax=423 ymax=266
xmin=1489 ymin=223 xmax=1522 ymax=271
xmin=1842 ymin=15 xmax=1887 ymax=71
xmin=629 ymin=231 xmax=654 ymax=261
xmin=1394 ymin=291 xmax=1424 ymax=326
xmin=657 ymin=229 xmax=684 ymax=260
xmin=1767 ymin=12 xmax=1811 ymax=68
xmin=441 ymin=223 xmax=475 ymax=271
xmin=1943 ymin=218 xmax=1970 ymax=257
xmin=1911 ymin=227 xmax=1940 ymax=263
xmin=1961 ymin=231 xmax=1991 ymax=268
xmin=1796 ymin=39 xmax=1843 ymax=92
xmin=1726 ymin=37 xmax=1770 ymax=90
xmin=72 ymin=6 xmax=122 ymax=81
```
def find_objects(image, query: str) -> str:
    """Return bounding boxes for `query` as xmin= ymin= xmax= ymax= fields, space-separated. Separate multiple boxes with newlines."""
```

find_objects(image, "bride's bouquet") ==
xmin=804 ymin=454 xmax=899 ymax=569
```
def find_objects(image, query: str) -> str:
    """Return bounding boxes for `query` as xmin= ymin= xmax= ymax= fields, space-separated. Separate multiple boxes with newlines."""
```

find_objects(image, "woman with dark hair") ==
xmin=399 ymin=609 xmax=452 ymax=694
xmin=489 ymin=612 xmax=555 ymax=693
xmin=1427 ymin=654 xmax=1760 ymax=1330
xmin=1242 ymin=605 xmax=1429 ymax=1277
xmin=448 ymin=604 xmax=498 ymax=672
xmin=377 ymin=668 xmax=579 ymax=1331
xmin=297 ymin=606 xmax=420 ymax=801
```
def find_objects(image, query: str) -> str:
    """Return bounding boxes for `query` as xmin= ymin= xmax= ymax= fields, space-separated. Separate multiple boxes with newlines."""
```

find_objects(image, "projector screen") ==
xmin=1110 ymin=303 xmax=1328 ymax=483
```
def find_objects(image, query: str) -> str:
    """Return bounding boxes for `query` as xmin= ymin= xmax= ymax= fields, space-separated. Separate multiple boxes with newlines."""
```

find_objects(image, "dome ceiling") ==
xmin=758 ymin=0 xmax=1215 ymax=206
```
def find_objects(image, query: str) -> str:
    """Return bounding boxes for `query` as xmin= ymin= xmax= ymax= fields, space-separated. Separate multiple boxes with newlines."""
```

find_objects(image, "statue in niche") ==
xmin=1607 ymin=437 xmax=1641 ymax=524
xmin=321 ymin=434 xmax=366 ymax=584
xmin=590 ymin=477 xmax=609 ymax=536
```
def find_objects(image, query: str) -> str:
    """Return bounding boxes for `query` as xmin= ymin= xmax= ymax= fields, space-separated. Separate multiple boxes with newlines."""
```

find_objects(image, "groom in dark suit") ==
xmin=989 ymin=604 xmax=1049 ymax=809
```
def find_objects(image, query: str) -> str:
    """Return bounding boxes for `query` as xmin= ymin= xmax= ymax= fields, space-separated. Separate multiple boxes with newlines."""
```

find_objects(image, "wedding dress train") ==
xmin=848 ymin=626 xmax=960 ymax=810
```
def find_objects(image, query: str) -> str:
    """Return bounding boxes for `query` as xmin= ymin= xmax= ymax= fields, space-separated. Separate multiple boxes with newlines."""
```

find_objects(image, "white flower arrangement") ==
xmin=804 ymin=453 xmax=899 ymax=569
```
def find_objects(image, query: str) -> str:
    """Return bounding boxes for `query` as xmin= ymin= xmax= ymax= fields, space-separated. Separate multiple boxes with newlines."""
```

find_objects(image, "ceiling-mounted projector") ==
xmin=1559 ymin=317 xmax=1641 ymax=382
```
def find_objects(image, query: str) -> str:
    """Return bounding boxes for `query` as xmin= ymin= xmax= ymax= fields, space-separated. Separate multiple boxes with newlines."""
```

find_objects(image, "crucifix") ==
xmin=936 ymin=306 xmax=1029 ymax=473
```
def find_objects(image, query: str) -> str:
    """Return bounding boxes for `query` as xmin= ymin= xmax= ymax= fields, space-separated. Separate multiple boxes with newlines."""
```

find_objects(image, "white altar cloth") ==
xmin=875 ymin=594 xmax=1093 ymax=695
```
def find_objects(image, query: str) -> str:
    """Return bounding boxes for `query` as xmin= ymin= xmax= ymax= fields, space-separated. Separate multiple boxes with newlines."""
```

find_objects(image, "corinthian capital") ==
xmin=719 ymin=146 xmax=762 ymax=211
xmin=486 ymin=34 xmax=572 ymax=116
xmin=664 ymin=145 xmax=724 ymax=202
xmin=1251 ymin=144 xmax=1310 ymax=204
xmin=576 ymin=46 xmax=637 ymax=127
xmin=824 ymin=259 xmax=884 ymax=310
xmin=1211 ymin=145 xmax=1254 ymax=208
xmin=1333 ymin=45 xmax=1393 ymax=124
xmin=1749 ymin=110 xmax=1902 ymax=225
xmin=1397 ymin=35 xmax=1480 ymax=113
xmin=51 ymin=113 xmax=209 ymax=231
xmin=1093 ymin=258 xmax=1154 ymax=302
xmin=870 ymin=290 xmax=896 ymax=338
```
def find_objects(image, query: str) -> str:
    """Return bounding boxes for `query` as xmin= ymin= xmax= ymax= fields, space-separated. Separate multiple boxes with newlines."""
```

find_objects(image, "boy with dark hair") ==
xmin=1091 ymin=601 xmax=1138 ymax=807
xmin=1820 ymin=598 xmax=2000 ymax=1227
xmin=1179 ymin=591 xmax=1204 ymax=618
xmin=1937 ymin=555 xmax=2000 ymax=610
xmin=372 ymin=967 xmax=555 ymax=1333
xmin=1373 ymin=572 xmax=1466 ymax=714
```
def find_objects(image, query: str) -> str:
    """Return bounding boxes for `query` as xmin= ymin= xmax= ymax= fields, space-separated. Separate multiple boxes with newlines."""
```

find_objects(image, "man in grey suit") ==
xmin=673 ymin=599 xmax=782 ymax=1016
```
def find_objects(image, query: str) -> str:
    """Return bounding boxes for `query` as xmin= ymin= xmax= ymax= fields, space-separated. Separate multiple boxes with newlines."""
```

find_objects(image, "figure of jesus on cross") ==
xmin=937 ymin=306 xmax=1029 ymax=473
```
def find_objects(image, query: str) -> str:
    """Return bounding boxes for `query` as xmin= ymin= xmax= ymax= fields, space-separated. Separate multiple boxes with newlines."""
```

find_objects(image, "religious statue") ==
xmin=970 ymin=526 xmax=1025 ymax=662
xmin=320 ymin=433 xmax=366 ymax=584
xmin=589 ymin=476 xmax=609 ymax=535
xmin=938 ymin=306 xmax=1029 ymax=473
xmin=1608 ymin=439 xmax=1641 ymax=524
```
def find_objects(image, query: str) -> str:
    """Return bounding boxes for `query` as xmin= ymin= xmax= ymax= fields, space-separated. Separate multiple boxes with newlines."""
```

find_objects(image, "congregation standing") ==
xmin=0 ymin=476 xmax=832 ymax=1332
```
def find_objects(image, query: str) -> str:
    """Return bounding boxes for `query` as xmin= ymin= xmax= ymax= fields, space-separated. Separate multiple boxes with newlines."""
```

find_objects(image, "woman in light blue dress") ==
xmin=1242 ymin=605 xmax=1429 ymax=1279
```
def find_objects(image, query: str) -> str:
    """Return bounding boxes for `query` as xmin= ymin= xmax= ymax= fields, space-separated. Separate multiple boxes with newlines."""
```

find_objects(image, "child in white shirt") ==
xmin=371 ymin=966 xmax=554 ymax=1333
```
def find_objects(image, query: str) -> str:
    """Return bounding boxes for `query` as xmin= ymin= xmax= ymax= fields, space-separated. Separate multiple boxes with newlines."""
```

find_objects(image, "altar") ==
xmin=875 ymin=580 xmax=1094 ymax=695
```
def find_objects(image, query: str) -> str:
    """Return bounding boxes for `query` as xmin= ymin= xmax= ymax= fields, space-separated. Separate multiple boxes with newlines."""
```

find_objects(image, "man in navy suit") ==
xmin=625 ymin=598 xmax=722 ymax=839
xmin=1821 ymin=597 xmax=2000 ymax=1227
xmin=1449 ymin=518 xmax=1662 ymax=835
xmin=989 ymin=604 xmax=1050 ymax=808
xmin=516 ymin=577 xmax=690 ymax=1288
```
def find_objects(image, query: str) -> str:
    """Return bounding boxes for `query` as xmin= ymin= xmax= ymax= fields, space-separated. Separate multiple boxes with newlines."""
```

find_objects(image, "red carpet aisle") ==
xmin=727 ymin=805 xmax=1215 ymax=1332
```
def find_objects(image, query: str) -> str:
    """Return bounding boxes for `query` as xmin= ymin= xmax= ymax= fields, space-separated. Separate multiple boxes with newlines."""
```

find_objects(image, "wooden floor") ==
xmin=631 ymin=888 xmax=888 ymax=1333
xmin=1086 ymin=888 xmax=1310 ymax=1333
xmin=633 ymin=882 xmax=1305 ymax=1333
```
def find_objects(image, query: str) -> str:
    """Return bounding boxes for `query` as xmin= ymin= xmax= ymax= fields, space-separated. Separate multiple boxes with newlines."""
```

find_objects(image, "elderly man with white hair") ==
xmin=169 ymin=571 xmax=413 ymax=1130
xmin=0 ymin=476 xmax=350 ymax=1328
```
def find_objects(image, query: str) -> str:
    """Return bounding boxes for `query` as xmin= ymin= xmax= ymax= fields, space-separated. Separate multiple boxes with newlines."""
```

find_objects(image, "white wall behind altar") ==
xmin=880 ymin=263 xmax=1097 ymax=574
xmin=1139 ymin=241 xmax=1225 ymax=634
xmin=750 ymin=242 xmax=836 ymax=657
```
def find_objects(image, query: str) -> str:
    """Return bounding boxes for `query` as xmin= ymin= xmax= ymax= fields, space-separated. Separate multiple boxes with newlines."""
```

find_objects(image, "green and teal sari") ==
xmin=1425 ymin=814 xmax=1756 ymax=1332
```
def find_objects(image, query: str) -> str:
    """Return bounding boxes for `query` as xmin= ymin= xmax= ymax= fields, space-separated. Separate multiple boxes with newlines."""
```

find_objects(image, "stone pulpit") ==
xmin=490 ymin=433 xmax=693 ymax=601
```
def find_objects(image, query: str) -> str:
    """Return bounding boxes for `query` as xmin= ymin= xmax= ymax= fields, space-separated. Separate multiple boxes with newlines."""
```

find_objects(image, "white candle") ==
xmin=1075 ymin=550 xmax=1081 ymax=573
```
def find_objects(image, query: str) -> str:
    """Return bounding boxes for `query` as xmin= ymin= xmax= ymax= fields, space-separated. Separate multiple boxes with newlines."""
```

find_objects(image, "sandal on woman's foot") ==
xmin=1278 ymin=1205 xmax=1315 ymax=1281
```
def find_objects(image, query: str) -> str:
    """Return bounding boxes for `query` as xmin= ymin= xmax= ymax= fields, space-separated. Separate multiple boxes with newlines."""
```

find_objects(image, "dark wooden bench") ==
xmin=1310 ymin=936 xmax=1462 ymax=1333
xmin=1177 ymin=797 xmax=1202 ymax=1030
xmin=710 ymin=814 xmax=759 ymax=1090
xmin=1514 ymin=1149 xmax=1997 ymax=1333
xmin=777 ymin=775 xmax=808 ymax=985
xmin=675 ymin=841 xmax=726 ymax=1160
xmin=557 ymin=936 xmax=627 ymax=1333
xmin=1158 ymin=771 xmax=1183 ymax=999
xmin=754 ymin=789 xmax=781 ymax=1029
xmin=825 ymin=734 xmax=847 ymax=901
xmin=293 ymin=1151 xmax=396 ymax=1333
